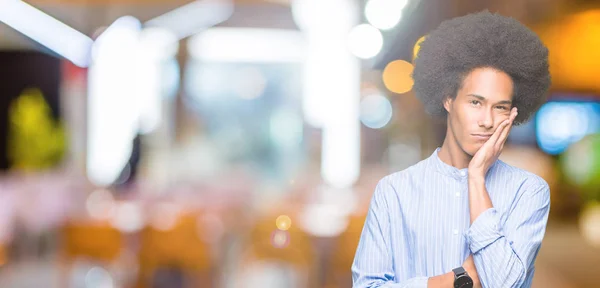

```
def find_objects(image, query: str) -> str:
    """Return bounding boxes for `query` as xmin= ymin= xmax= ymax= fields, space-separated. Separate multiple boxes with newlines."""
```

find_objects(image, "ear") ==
xmin=443 ymin=96 xmax=453 ymax=113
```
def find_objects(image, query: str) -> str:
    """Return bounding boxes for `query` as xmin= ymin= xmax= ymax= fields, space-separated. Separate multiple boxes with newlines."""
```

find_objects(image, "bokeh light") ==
xmin=579 ymin=202 xmax=600 ymax=248
xmin=150 ymin=202 xmax=181 ymax=231
xmin=233 ymin=67 xmax=267 ymax=100
xmin=298 ymin=203 xmax=350 ymax=237
xmin=536 ymin=101 xmax=600 ymax=155
xmin=84 ymin=266 xmax=114 ymax=288
xmin=275 ymin=215 xmax=292 ymax=231
xmin=291 ymin=0 xmax=356 ymax=32
xmin=110 ymin=201 xmax=144 ymax=233
xmin=365 ymin=0 xmax=407 ymax=30
xmin=347 ymin=24 xmax=383 ymax=59
xmin=269 ymin=108 xmax=303 ymax=149
xmin=382 ymin=59 xmax=414 ymax=94
xmin=561 ymin=134 xmax=600 ymax=192
xmin=534 ymin=10 xmax=600 ymax=92
xmin=270 ymin=229 xmax=290 ymax=249
xmin=412 ymin=35 xmax=426 ymax=61
xmin=86 ymin=189 xmax=116 ymax=220
xmin=360 ymin=94 xmax=393 ymax=129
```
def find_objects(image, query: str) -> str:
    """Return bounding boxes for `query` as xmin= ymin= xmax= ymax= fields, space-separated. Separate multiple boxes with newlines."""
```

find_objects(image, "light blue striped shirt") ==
xmin=352 ymin=148 xmax=550 ymax=288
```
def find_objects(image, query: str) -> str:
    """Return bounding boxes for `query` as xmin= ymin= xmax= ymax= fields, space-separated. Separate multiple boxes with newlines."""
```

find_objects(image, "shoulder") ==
xmin=494 ymin=160 xmax=550 ymax=197
xmin=373 ymin=157 xmax=432 ymax=201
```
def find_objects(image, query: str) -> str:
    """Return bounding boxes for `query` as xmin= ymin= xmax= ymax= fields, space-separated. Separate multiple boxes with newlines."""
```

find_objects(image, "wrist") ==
xmin=427 ymin=271 xmax=454 ymax=288
xmin=463 ymin=265 xmax=476 ymax=279
xmin=452 ymin=266 xmax=475 ymax=288
xmin=468 ymin=173 xmax=485 ymax=183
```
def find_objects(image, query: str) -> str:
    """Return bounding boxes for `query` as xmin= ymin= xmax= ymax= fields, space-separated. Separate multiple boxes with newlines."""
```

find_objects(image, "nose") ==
xmin=477 ymin=109 xmax=494 ymax=129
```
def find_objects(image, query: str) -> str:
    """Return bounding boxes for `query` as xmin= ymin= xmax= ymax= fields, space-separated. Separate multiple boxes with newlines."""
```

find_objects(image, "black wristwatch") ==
xmin=453 ymin=267 xmax=473 ymax=288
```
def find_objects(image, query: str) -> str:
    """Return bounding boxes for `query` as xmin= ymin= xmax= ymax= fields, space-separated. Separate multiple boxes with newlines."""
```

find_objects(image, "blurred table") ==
xmin=532 ymin=219 xmax=600 ymax=288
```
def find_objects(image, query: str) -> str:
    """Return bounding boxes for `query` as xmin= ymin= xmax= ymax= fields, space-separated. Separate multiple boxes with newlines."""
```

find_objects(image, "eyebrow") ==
xmin=467 ymin=94 xmax=512 ymax=105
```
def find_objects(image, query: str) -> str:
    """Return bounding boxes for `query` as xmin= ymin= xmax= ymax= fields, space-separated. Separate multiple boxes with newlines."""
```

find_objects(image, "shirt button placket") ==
xmin=453 ymin=178 xmax=461 ymax=238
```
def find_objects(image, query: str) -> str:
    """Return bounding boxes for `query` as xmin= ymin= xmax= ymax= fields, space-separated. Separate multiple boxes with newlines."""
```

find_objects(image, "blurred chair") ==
xmin=60 ymin=221 xmax=124 ymax=287
xmin=0 ymin=243 xmax=6 ymax=267
xmin=326 ymin=213 xmax=366 ymax=288
xmin=62 ymin=222 xmax=123 ymax=261
xmin=136 ymin=212 xmax=213 ymax=288
xmin=237 ymin=211 xmax=318 ymax=288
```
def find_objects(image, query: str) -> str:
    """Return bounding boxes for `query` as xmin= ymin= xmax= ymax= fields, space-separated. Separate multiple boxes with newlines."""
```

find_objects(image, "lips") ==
xmin=472 ymin=134 xmax=492 ymax=140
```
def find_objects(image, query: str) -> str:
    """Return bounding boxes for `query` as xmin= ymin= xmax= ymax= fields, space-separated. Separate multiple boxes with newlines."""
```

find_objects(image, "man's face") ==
xmin=444 ymin=67 xmax=514 ymax=156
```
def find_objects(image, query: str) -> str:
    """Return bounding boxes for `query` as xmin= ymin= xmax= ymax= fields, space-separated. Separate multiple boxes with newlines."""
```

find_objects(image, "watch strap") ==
xmin=453 ymin=267 xmax=467 ymax=277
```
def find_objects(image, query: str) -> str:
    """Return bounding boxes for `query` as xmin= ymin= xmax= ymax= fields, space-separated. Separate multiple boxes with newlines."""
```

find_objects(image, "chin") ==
xmin=464 ymin=143 xmax=482 ymax=157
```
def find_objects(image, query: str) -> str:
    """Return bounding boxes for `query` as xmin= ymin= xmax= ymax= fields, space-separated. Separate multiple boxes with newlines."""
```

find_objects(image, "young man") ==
xmin=352 ymin=11 xmax=551 ymax=288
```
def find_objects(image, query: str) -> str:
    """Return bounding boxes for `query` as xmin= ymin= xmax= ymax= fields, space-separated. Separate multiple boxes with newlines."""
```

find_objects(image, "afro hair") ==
xmin=412 ymin=10 xmax=551 ymax=125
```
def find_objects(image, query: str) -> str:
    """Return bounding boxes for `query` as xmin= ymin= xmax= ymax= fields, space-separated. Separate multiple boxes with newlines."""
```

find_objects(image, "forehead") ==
xmin=458 ymin=67 xmax=514 ymax=101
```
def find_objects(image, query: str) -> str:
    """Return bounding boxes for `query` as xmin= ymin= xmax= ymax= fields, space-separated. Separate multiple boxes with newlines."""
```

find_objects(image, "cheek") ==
xmin=451 ymin=115 xmax=470 ymax=141
xmin=492 ymin=116 xmax=509 ymax=130
xmin=458 ymin=112 xmax=477 ymax=132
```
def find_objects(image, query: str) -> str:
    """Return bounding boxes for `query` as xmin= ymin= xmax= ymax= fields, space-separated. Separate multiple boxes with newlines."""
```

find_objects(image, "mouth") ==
xmin=472 ymin=134 xmax=492 ymax=141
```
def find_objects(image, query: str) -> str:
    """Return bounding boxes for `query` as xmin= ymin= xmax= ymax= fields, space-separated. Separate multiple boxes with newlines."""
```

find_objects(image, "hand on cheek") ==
xmin=468 ymin=107 xmax=518 ymax=177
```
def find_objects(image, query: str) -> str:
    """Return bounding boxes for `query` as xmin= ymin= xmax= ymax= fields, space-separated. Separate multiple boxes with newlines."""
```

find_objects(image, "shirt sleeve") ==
xmin=466 ymin=181 xmax=551 ymax=288
xmin=351 ymin=179 xmax=429 ymax=288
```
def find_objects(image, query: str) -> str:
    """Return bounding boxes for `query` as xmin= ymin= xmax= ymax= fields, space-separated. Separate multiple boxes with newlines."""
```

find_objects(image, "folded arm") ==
xmin=467 ymin=180 xmax=550 ymax=288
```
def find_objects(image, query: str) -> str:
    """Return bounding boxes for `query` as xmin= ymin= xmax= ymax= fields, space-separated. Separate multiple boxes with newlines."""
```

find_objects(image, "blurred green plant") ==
xmin=560 ymin=133 xmax=600 ymax=202
xmin=7 ymin=88 xmax=66 ymax=171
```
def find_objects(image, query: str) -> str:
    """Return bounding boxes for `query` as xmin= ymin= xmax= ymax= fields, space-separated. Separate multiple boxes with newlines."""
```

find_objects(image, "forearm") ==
xmin=471 ymin=235 xmax=527 ymax=288
xmin=467 ymin=174 xmax=493 ymax=224
xmin=427 ymin=271 xmax=453 ymax=288
xmin=353 ymin=273 xmax=430 ymax=288
xmin=465 ymin=175 xmax=544 ymax=288
xmin=466 ymin=174 xmax=525 ymax=287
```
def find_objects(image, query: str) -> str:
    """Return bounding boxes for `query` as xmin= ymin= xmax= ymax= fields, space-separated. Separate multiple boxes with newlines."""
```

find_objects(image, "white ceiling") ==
xmin=0 ymin=1 xmax=297 ymax=50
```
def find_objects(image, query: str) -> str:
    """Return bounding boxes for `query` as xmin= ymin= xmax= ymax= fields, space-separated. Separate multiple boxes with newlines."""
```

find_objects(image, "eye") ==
xmin=495 ymin=106 xmax=509 ymax=110
xmin=470 ymin=100 xmax=481 ymax=106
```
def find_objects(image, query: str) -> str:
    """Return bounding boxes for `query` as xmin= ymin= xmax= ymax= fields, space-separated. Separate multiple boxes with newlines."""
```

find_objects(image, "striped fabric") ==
xmin=352 ymin=148 xmax=550 ymax=288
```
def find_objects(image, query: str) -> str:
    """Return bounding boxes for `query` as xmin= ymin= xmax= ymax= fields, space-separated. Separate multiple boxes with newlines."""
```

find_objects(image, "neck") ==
xmin=438 ymin=128 xmax=472 ymax=170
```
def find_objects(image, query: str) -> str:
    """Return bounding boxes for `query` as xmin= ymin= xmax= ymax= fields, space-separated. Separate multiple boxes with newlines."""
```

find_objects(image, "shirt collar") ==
xmin=429 ymin=147 xmax=469 ymax=180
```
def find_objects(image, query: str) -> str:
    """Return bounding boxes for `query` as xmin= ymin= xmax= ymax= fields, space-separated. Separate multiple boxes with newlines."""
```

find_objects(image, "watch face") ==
xmin=454 ymin=275 xmax=473 ymax=288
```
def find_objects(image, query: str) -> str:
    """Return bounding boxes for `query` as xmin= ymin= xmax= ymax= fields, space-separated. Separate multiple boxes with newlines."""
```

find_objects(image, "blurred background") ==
xmin=0 ymin=0 xmax=599 ymax=287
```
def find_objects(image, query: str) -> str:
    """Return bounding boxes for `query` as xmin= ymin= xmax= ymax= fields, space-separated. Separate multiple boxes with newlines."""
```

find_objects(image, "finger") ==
xmin=487 ymin=118 xmax=510 ymax=145
xmin=487 ymin=107 xmax=517 ymax=147
xmin=497 ymin=112 xmax=516 ymax=147
xmin=509 ymin=107 xmax=518 ymax=122
xmin=496 ymin=108 xmax=518 ymax=149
